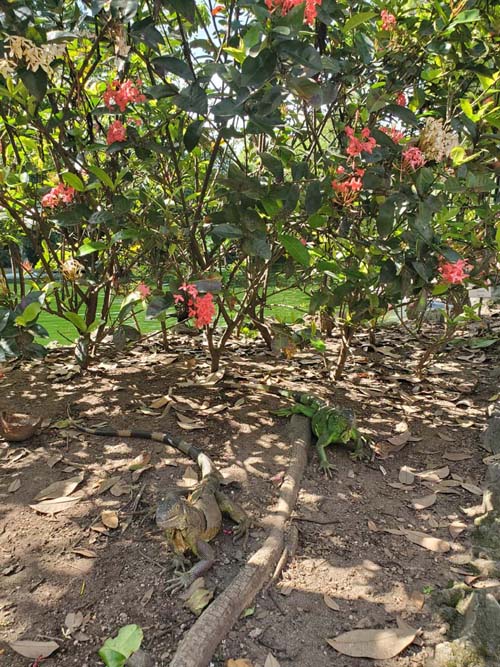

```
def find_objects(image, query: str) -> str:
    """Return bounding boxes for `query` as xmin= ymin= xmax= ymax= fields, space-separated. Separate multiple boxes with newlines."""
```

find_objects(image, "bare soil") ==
xmin=1 ymin=318 xmax=499 ymax=667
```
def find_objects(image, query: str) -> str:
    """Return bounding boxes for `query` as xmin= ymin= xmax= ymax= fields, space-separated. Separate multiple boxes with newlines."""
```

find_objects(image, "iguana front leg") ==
xmin=165 ymin=539 xmax=216 ymax=594
xmin=315 ymin=432 xmax=336 ymax=478
xmin=215 ymin=490 xmax=250 ymax=544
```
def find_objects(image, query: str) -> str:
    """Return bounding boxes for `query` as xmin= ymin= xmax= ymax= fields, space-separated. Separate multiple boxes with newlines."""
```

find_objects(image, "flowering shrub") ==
xmin=107 ymin=120 xmax=127 ymax=145
xmin=380 ymin=10 xmax=397 ymax=31
xmin=438 ymin=260 xmax=470 ymax=285
xmin=41 ymin=183 xmax=76 ymax=209
xmin=402 ymin=147 xmax=426 ymax=171
xmin=265 ymin=0 xmax=322 ymax=26
xmin=345 ymin=126 xmax=377 ymax=158
xmin=103 ymin=79 xmax=145 ymax=113
xmin=174 ymin=284 xmax=215 ymax=328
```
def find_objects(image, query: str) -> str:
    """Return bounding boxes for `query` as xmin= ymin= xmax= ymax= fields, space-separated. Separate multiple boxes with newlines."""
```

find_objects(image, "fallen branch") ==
xmin=169 ymin=414 xmax=310 ymax=667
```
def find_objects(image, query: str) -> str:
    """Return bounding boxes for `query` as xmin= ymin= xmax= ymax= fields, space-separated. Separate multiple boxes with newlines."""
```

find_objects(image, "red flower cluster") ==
xmin=438 ymin=259 xmax=470 ymax=285
xmin=402 ymin=146 xmax=426 ymax=170
xmin=265 ymin=0 xmax=322 ymax=26
xmin=174 ymin=283 xmax=216 ymax=328
xmin=107 ymin=120 xmax=127 ymax=145
xmin=345 ymin=126 xmax=377 ymax=157
xmin=396 ymin=92 xmax=407 ymax=107
xmin=381 ymin=125 xmax=405 ymax=143
xmin=136 ymin=283 xmax=151 ymax=299
xmin=211 ymin=4 xmax=224 ymax=15
xmin=41 ymin=182 xmax=76 ymax=208
xmin=103 ymin=79 xmax=145 ymax=113
xmin=332 ymin=168 xmax=365 ymax=206
xmin=381 ymin=9 xmax=397 ymax=30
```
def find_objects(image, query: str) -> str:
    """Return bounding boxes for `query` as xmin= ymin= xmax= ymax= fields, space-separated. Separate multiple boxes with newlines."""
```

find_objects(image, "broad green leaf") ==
xmin=15 ymin=302 xmax=41 ymax=326
xmin=280 ymin=235 xmax=310 ymax=267
xmin=343 ymin=11 xmax=377 ymax=32
xmin=184 ymin=120 xmax=204 ymax=152
xmin=98 ymin=625 xmax=143 ymax=667
xmin=152 ymin=56 xmax=194 ymax=81
xmin=211 ymin=224 xmax=244 ymax=239
xmin=63 ymin=312 xmax=87 ymax=333
xmin=62 ymin=172 xmax=85 ymax=192
xmin=146 ymin=295 xmax=174 ymax=320
xmin=166 ymin=0 xmax=196 ymax=23
xmin=447 ymin=9 xmax=480 ymax=31
xmin=19 ymin=67 xmax=47 ymax=102
xmin=87 ymin=165 xmax=114 ymax=189
xmin=305 ymin=181 xmax=322 ymax=215
xmin=77 ymin=240 xmax=108 ymax=256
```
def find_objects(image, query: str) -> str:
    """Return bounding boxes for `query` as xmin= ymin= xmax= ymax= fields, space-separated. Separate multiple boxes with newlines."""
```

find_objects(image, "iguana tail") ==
xmin=75 ymin=425 xmax=216 ymax=478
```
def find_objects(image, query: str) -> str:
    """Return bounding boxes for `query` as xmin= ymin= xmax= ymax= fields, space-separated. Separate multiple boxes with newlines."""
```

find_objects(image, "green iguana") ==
xmin=270 ymin=389 xmax=371 ymax=477
xmin=75 ymin=424 xmax=249 ymax=592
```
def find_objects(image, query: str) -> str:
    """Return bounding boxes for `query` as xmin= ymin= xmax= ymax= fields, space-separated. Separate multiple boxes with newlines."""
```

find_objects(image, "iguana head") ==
xmin=155 ymin=493 xmax=189 ymax=531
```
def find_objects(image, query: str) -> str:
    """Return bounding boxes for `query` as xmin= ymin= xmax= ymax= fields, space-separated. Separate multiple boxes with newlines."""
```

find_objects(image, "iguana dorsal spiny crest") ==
xmin=75 ymin=424 xmax=249 ymax=592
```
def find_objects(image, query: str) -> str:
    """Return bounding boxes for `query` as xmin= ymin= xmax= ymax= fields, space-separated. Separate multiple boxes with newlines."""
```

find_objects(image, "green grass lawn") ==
xmin=7 ymin=280 xmax=309 ymax=345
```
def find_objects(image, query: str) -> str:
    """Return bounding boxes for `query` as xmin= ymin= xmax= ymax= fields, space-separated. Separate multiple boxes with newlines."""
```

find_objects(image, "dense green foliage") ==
xmin=0 ymin=0 xmax=499 ymax=371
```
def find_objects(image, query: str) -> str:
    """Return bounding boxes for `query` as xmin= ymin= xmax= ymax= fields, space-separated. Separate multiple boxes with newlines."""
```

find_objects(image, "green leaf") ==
xmin=77 ymin=241 xmax=108 ymax=256
xmin=63 ymin=312 xmax=88 ymax=334
xmin=377 ymin=199 xmax=395 ymax=238
xmin=242 ymin=235 xmax=271 ymax=260
xmin=152 ymin=56 xmax=194 ymax=81
xmin=447 ymin=9 xmax=480 ymax=31
xmin=305 ymin=181 xmax=322 ymax=215
xmin=382 ymin=104 xmax=420 ymax=128
xmin=241 ymin=49 xmax=277 ymax=89
xmin=343 ymin=11 xmax=377 ymax=32
xmin=467 ymin=337 xmax=498 ymax=349
xmin=184 ymin=120 xmax=204 ymax=152
xmin=19 ymin=67 xmax=47 ymax=102
xmin=211 ymin=224 xmax=244 ymax=239
xmin=87 ymin=165 xmax=114 ymax=189
xmin=174 ymin=84 xmax=208 ymax=115
xmin=146 ymin=295 xmax=174 ymax=320
xmin=0 ymin=309 xmax=10 ymax=334
xmin=261 ymin=153 xmax=284 ymax=180
xmin=98 ymin=625 xmax=143 ymax=667
xmin=277 ymin=41 xmax=322 ymax=72
xmin=15 ymin=302 xmax=41 ymax=326
xmin=62 ymin=173 xmax=85 ymax=192
xmin=165 ymin=0 xmax=196 ymax=23
xmin=280 ymin=235 xmax=310 ymax=267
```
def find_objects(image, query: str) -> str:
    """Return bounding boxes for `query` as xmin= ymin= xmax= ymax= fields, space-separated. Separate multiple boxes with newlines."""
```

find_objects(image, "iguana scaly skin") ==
xmin=272 ymin=390 xmax=371 ymax=477
xmin=75 ymin=425 xmax=249 ymax=592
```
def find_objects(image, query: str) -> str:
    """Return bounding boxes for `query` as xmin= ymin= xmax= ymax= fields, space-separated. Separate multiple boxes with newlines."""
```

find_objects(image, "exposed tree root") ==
xmin=169 ymin=414 xmax=311 ymax=667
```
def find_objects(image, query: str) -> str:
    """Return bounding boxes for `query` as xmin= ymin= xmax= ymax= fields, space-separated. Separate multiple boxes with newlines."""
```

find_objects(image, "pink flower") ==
xmin=41 ymin=182 xmax=76 ymax=208
xmin=381 ymin=9 xmax=397 ymax=30
xmin=336 ymin=165 xmax=345 ymax=174
xmin=21 ymin=260 xmax=33 ymax=272
xmin=174 ymin=283 xmax=215 ymax=328
xmin=381 ymin=126 xmax=405 ymax=143
xmin=438 ymin=259 xmax=470 ymax=285
xmin=396 ymin=92 xmax=407 ymax=107
xmin=136 ymin=283 xmax=151 ymax=299
xmin=103 ymin=78 xmax=146 ymax=112
xmin=300 ymin=238 xmax=307 ymax=246
xmin=265 ymin=0 xmax=322 ymax=26
xmin=332 ymin=173 xmax=363 ymax=205
xmin=192 ymin=293 xmax=215 ymax=328
xmin=107 ymin=120 xmax=127 ymax=145
xmin=345 ymin=126 xmax=377 ymax=157
xmin=402 ymin=146 xmax=426 ymax=170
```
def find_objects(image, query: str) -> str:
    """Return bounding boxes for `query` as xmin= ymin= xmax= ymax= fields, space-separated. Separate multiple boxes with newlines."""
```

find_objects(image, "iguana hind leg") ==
xmin=215 ymin=490 xmax=250 ymax=544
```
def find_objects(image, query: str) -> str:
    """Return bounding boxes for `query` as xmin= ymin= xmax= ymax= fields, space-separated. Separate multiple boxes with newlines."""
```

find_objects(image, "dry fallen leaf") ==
xmin=30 ymin=496 xmax=82 ymax=515
xmin=264 ymin=653 xmax=281 ymax=667
xmin=72 ymin=548 xmax=97 ymax=558
xmin=323 ymin=594 xmax=340 ymax=611
xmin=179 ymin=577 xmax=206 ymax=601
xmin=185 ymin=587 xmax=213 ymax=616
xmin=46 ymin=453 xmax=64 ymax=468
xmin=403 ymin=530 xmax=451 ymax=553
xmin=96 ymin=476 xmax=122 ymax=495
xmin=408 ymin=590 xmax=425 ymax=611
xmin=109 ymin=480 xmax=129 ymax=497
xmin=412 ymin=493 xmax=437 ymax=510
xmin=176 ymin=412 xmax=205 ymax=430
xmin=150 ymin=395 xmax=172 ymax=409
xmin=226 ymin=660 xmax=254 ymax=667
xmin=101 ymin=510 xmax=119 ymax=529
xmin=8 ymin=478 xmax=21 ymax=493
xmin=35 ymin=473 xmax=84 ymax=501
xmin=129 ymin=451 xmax=151 ymax=471
xmin=449 ymin=521 xmax=467 ymax=539
xmin=461 ymin=482 xmax=482 ymax=496
xmin=9 ymin=640 xmax=59 ymax=659
xmin=388 ymin=430 xmax=411 ymax=447
xmin=327 ymin=623 xmax=417 ymax=659
xmin=417 ymin=466 xmax=450 ymax=481
xmin=367 ymin=520 xmax=378 ymax=532
xmin=399 ymin=466 xmax=415 ymax=485
xmin=141 ymin=587 xmax=154 ymax=606
xmin=179 ymin=466 xmax=199 ymax=488
xmin=443 ymin=451 xmax=472 ymax=461
xmin=65 ymin=611 xmax=84 ymax=633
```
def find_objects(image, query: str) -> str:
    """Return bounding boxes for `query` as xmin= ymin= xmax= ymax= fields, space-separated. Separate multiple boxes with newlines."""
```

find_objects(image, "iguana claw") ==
xmin=319 ymin=461 xmax=336 ymax=479
xmin=165 ymin=571 xmax=193 ymax=594
xmin=168 ymin=553 xmax=190 ymax=572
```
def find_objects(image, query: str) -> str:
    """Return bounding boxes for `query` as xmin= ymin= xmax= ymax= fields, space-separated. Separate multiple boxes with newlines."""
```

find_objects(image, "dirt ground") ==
xmin=1 ymin=316 xmax=499 ymax=667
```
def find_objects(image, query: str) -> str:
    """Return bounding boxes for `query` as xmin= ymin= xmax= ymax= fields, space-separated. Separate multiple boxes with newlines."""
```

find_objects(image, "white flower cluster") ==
xmin=419 ymin=117 xmax=459 ymax=162
xmin=1 ymin=35 xmax=66 ymax=77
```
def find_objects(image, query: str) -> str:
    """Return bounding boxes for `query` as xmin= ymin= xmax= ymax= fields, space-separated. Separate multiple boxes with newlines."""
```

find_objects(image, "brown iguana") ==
xmin=75 ymin=424 xmax=249 ymax=592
